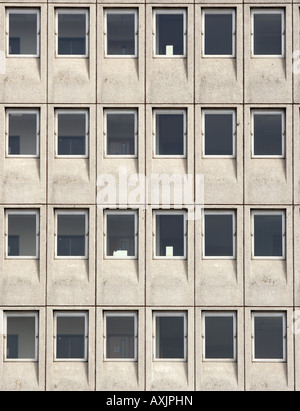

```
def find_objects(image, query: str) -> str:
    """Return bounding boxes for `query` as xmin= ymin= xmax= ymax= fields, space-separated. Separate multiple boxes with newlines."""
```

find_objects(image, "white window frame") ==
xmin=104 ymin=311 xmax=138 ymax=362
xmin=54 ymin=311 xmax=88 ymax=362
xmin=55 ymin=8 xmax=89 ymax=58
xmin=202 ymin=8 xmax=236 ymax=58
xmin=104 ymin=109 xmax=138 ymax=158
xmin=153 ymin=109 xmax=187 ymax=159
xmin=202 ymin=210 xmax=236 ymax=259
xmin=55 ymin=209 xmax=89 ymax=260
xmin=55 ymin=109 xmax=89 ymax=158
xmin=104 ymin=9 xmax=138 ymax=58
xmin=202 ymin=109 xmax=236 ymax=158
xmin=252 ymin=311 xmax=286 ymax=363
xmin=251 ymin=210 xmax=285 ymax=260
xmin=251 ymin=9 xmax=285 ymax=58
xmin=251 ymin=109 xmax=285 ymax=158
xmin=6 ymin=8 xmax=40 ymax=58
xmin=153 ymin=311 xmax=187 ymax=362
xmin=153 ymin=9 xmax=187 ymax=58
xmin=4 ymin=311 xmax=39 ymax=362
xmin=6 ymin=209 xmax=39 ymax=259
xmin=202 ymin=311 xmax=237 ymax=362
xmin=153 ymin=210 xmax=187 ymax=260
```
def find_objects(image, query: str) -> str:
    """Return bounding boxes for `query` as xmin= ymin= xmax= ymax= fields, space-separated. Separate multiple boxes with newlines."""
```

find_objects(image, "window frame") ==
xmin=202 ymin=311 xmax=237 ymax=362
xmin=153 ymin=109 xmax=187 ymax=159
xmin=202 ymin=109 xmax=236 ymax=158
xmin=202 ymin=8 xmax=236 ymax=58
xmin=251 ymin=210 xmax=286 ymax=260
xmin=6 ymin=209 xmax=39 ymax=259
xmin=153 ymin=8 xmax=187 ymax=58
xmin=6 ymin=8 xmax=40 ymax=58
xmin=104 ymin=8 xmax=138 ymax=58
xmin=103 ymin=311 xmax=138 ymax=362
xmin=251 ymin=109 xmax=285 ymax=159
xmin=55 ymin=8 xmax=89 ymax=58
xmin=104 ymin=109 xmax=138 ymax=158
xmin=252 ymin=311 xmax=286 ymax=363
xmin=153 ymin=311 xmax=187 ymax=362
xmin=54 ymin=311 xmax=88 ymax=362
xmin=4 ymin=311 xmax=39 ymax=362
xmin=104 ymin=210 xmax=138 ymax=260
xmin=153 ymin=210 xmax=187 ymax=260
xmin=55 ymin=209 xmax=89 ymax=260
xmin=6 ymin=108 xmax=40 ymax=158
xmin=55 ymin=109 xmax=89 ymax=158
xmin=251 ymin=8 xmax=285 ymax=58
xmin=202 ymin=210 xmax=236 ymax=259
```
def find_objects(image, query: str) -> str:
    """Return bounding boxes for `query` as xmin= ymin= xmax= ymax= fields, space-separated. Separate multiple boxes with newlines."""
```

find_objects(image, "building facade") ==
xmin=0 ymin=0 xmax=298 ymax=391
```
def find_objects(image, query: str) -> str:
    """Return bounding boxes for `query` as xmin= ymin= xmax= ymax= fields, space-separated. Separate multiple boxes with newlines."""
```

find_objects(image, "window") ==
xmin=7 ymin=9 xmax=40 ymax=57
xmin=7 ymin=109 xmax=39 ymax=157
xmin=105 ymin=211 xmax=138 ymax=258
xmin=203 ymin=9 xmax=235 ymax=57
xmin=154 ymin=110 xmax=186 ymax=157
xmin=104 ymin=110 xmax=137 ymax=157
xmin=154 ymin=211 xmax=187 ymax=259
xmin=6 ymin=210 xmax=39 ymax=258
xmin=105 ymin=9 xmax=137 ymax=57
xmin=56 ymin=110 xmax=88 ymax=157
xmin=252 ymin=210 xmax=285 ymax=259
xmin=5 ymin=312 xmax=38 ymax=361
xmin=153 ymin=312 xmax=187 ymax=360
xmin=54 ymin=312 xmax=88 ymax=361
xmin=203 ymin=210 xmax=235 ymax=258
xmin=203 ymin=312 xmax=236 ymax=361
xmin=252 ymin=9 xmax=284 ymax=57
xmin=251 ymin=110 xmax=285 ymax=157
xmin=202 ymin=110 xmax=236 ymax=157
xmin=252 ymin=312 xmax=286 ymax=362
xmin=154 ymin=9 xmax=186 ymax=57
xmin=55 ymin=210 xmax=88 ymax=258
xmin=56 ymin=9 xmax=89 ymax=57
xmin=104 ymin=312 xmax=137 ymax=361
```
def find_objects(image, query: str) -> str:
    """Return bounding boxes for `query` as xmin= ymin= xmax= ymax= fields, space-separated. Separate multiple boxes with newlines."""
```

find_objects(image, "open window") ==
xmin=154 ymin=9 xmax=186 ymax=57
xmin=203 ymin=9 xmax=235 ymax=57
xmin=56 ymin=9 xmax=89 ymax=57
xmin=54 ymin=312 xmax=88 ymax=361
xmin=7 ymin=109 xmax=39 ymax=157
xmin=105 ymin=9 xmax=137 ymax=57
xmin=7 ymin=9 xmax=40 ymax=57
xmin=104 ymin=312 xmax=137 ymax=361
xmin=56 ymin=109 xmax=88 ymax=157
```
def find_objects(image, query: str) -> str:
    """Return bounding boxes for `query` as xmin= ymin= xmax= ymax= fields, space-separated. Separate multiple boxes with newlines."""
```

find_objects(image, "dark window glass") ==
xmin=57 ymin=13 xmax=87 ymax=55
xmin=56 ymin=315 xmax=86 ymax=359
xmin=57 ymin=112 xmax=86 ymax=156
xmin=7 ymin=316 xmax=36 ymax=359
xmin=156 ymin=214 xmax=185 ymax=257
xmin=205 ymin=315 xmax=235 ymax=359
xmin=106 ymin=315 xmax=135 ymax=359
xmin=8 ymin=112 xmax=38 ymax=156
xmin=57 ymin=213 xmax=86 ymax=257
xmin=204 ymin=112 xmax=234 ymax=156
xmin=204 ymin=13 xmax=233 ymax=55
xmin=204 ymin=213 xmax=234 ymax=257
xmin=106 ymin=112 xmax=136 ymax=156
xmin=7 ymin=213 xmax=37 ymax=257
xmin=106 ymin=214 xmax=136 ymax=257
xmin=155 ymin=112 xmax=184 ymax=156
xmin=254 ymin=315 xmax=284 ymax=360
xmin=106 ymin=13 xmax=136 ymax=55
xmin=253 ymin=13 xmax=283 ymax=56
xmin=253 ymin=213 xmax=283 ymax=257
xmin=253 ymin=113 xmax=283 ymax=156
xmin=156 ymin=13 xmax=184 ymax=56
xmin=9 ymin=12 xmax=38 ymax=55
xmin=155 ymin=315 xmax=185 ymax=359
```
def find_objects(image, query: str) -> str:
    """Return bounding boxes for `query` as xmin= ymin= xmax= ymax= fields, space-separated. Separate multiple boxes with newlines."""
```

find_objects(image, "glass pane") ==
xmin=253 ymin=13 xmax=282 ymax=55
xmin=254 ymin=214 xmax=283 ymax=257
xmin=156 ymin=214 xmax=185 ymax=257
xmin=253 ymin=113 xmax=283 ymax=156
xmin=8 ymin=112 xmax=38 ymax=156
xmin=107 ymin=13 xmax=136 ymax=55
xmin=7 ymin=316 xmax=36 ymax=359
xmin=57 ymin=214 xmax=86 ymax=257
xmin=9 ymin=13 xmax=38 ymax=55
xmin=155 ymin=315 xmax=185 ymax=359
xmin=254 ymin=315 xmax=284 ymax=360
xmin=106 ymin=214 xmax=136 ymax=257
xmin=204 ymin=13 xmax=233 ymax=55
xmin=205 ymin=315 xmax=234 ymax=359
xmin=204 ymin=113 xmax=233 ymax=156
xmin=8 ymin=214 xmax=37 ymax=257
xmin=106 ymin=315 xmax=135 ymax=359
xmin=204 ymin=214 xmax=234 ymax=257
xmin=155 ymin=113 xmax=184 ymax=156
xmin=106 ymin=112 xmax=135 ymax=155
xmin=56 ymin=315 xmax=86 ymax=359
xmin=57 ymin=113 xmax=86 ymax=156
xmin=58 ymin=13 xmax=87 ymax=55
xmin=156 ymin=13 xmax=184 ymax=55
